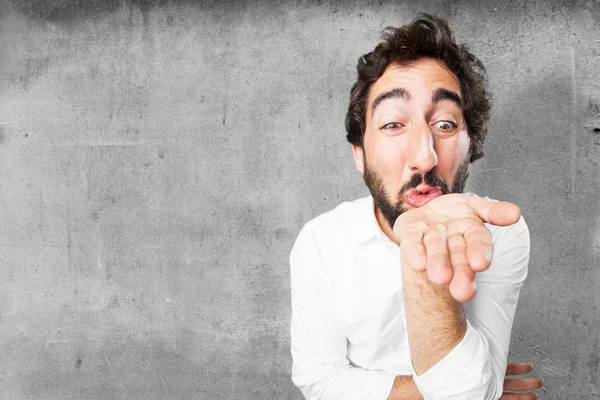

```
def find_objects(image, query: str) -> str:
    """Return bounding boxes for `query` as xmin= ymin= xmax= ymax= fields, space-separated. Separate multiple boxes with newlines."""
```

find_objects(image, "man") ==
xmin=290 ymin=14 xmax=544 ymax=400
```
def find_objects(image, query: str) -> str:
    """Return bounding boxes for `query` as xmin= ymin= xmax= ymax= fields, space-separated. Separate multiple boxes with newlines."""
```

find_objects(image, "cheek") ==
xmin=456 ymin=130 xmax=471 ymax=163
xmin=435 ymin=132 xmax=470 ymax=177
xmin=365 ymin=135 xmax=411 ymax=185
xmin=379 ymin=146 xmax=407 ymax=170
xmin=378 ymin=141 xmax=411 ymax=178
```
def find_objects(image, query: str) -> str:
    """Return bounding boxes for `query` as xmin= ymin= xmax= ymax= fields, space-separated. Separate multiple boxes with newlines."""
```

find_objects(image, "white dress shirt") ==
xmin=290 ymin=195 xmax=530 ymax=400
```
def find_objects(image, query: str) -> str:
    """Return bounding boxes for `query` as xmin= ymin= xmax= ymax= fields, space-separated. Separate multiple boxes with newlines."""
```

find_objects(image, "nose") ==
xmin=407 ymin=121 xmax=438 ymax=173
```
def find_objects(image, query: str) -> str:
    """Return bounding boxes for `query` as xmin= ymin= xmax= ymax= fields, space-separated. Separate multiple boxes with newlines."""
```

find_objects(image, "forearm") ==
xmin=387 ymin=376 xmax=423 ymax=400
xmin=401 ymin=262 xmax=501 ymax=399
xmin=293 ymin=363 xmax=397 ymax=400
xmin=401 ymin=262 xmax=467 ymax=375
xmin=390 ymin=197 xmax=529 ymax=399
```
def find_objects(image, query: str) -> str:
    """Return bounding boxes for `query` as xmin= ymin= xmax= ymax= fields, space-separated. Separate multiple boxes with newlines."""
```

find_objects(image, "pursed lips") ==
xmin=404 ymin=185 xmax=443 ymax=207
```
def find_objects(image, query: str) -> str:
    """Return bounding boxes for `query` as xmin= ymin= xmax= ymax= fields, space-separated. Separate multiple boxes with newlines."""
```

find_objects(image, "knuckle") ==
xmin=464 ymin=227 xmax=491 ymax=241
xmin=423 ymin=236 xmax=444 ymax=247
xmin=448 ymin=242 xmax=466 ymax=252
xmin=415 ymin=221 xmax=428 ymax=232
xmin=399 ymin=231 xmax=421 ymax=245
xmin=514 ymin=380 xmax=524 ymax=390
xmin=447 ymin=233 xmax=465 ymax=248
xmin=424 ymin=229 xmax=446 ymax=242
xmin=404 ymin=227 xmax=423 ymax=237
xmin=450 ymin=261 xmax=470 ymax=271
xmin=434 ymin=223 xmax=447 ymax=235
xmin=404 ymin=244 xmax=425 ymax=256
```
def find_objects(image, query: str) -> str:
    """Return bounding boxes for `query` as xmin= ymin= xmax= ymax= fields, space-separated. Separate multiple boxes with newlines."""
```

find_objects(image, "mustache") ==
xmin=400 ymin=172 xmax=450 ymax=196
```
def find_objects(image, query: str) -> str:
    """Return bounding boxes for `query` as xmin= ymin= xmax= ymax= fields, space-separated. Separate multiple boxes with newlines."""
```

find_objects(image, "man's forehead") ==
xmin=367 ymin=58 xmax=462 ymax=107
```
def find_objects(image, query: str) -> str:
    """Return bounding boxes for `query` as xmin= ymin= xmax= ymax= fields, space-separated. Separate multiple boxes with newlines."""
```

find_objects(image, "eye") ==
xmin=433 ymin=120 xmax=457 ymax=130
xmin=381 ymin=122 xmax=404 ymax=130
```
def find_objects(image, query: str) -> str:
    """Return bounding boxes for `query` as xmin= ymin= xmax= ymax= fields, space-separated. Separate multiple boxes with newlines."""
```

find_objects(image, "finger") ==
xmin=506 ymin=363 xmax=534 ymax=376
xmin=464 ymin=224 xmax=494 ymax=272
xmin=499 ymin=393 xmax=538 ymax=400
xmin=447 ymin=234 xmax=476 ymax=302
xmin=422 ymin=226 xmax=452 ymax=285
xmin=398 ymin=222 xmax=427 ymax=272
xmin=465 ymin=195 xmax=521 ymax=226
xmin=504 ymin=378 xmax=544 ymax=391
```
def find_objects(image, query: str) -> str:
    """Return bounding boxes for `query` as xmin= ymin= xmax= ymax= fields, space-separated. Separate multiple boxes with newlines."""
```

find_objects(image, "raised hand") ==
xmin=393 ymin=193 xmax=521 ymax=302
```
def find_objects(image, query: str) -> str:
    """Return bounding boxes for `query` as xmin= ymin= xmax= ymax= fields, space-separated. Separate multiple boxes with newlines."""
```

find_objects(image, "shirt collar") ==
xmin=351 ymin=195 xmax=391 ymax=245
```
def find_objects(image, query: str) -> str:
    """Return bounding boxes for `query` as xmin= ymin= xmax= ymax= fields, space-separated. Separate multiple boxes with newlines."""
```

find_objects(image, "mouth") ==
xmin=404 ymin=185 xmax=443 ymax=208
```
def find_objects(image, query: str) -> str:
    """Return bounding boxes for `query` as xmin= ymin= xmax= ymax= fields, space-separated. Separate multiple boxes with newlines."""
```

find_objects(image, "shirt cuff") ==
xmin=366 ymin=370 xmax=398 ymax=400
xmin=411 ymin=321 xmax=494 ymax=399
xmin=300 ymin=367 xmax=397 ymax=400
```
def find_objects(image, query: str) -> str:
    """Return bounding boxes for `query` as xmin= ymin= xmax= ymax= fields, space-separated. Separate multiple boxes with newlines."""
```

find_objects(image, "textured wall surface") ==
xmin=0 ymin=0 xmax=598 ymax=398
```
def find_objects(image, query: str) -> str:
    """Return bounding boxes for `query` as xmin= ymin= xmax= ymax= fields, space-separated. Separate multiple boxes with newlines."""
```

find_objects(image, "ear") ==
xmin=352 ymin=144 xmax=365 ymax=174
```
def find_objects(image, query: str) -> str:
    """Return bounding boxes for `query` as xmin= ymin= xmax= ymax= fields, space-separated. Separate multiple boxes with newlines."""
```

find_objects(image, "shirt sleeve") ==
xmin=411 ymin=215 xmax=530 ymax=400
xmin=290 ymin=223 xmax=397 ymax=400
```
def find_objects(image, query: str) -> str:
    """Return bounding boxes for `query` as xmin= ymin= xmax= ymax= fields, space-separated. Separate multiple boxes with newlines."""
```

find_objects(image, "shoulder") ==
xmin=489 ymin=215 xmax=530 ymax=248
xmin=290 ymin=196 xmax=371 ymax=271
xmin=296 ymin=196 xmax=372 ymax=246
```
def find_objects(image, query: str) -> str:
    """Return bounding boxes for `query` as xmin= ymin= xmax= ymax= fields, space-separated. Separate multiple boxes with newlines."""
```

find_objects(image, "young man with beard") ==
xmin=290 ymin=14 xmax=544 ymax=400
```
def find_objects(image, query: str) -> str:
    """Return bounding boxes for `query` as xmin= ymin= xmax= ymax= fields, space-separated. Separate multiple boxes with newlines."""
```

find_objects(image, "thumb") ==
xmin=465 ymin=196 xmax=521 ymax=226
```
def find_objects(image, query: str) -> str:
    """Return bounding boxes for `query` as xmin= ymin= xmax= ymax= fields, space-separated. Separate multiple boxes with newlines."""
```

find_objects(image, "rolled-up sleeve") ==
xmin=411 ymin=216 xmax=530 ymax=400
xmin=290 ymin=223 xmax=396 ymax=400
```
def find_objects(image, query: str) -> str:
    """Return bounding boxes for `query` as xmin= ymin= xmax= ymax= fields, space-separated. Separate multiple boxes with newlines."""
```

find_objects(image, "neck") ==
xmin=373 ymin=203 xmax=400 ymax=245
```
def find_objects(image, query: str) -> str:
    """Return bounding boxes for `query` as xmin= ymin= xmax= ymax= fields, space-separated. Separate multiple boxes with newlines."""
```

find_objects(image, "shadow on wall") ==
xmin=475 ymin=56 xmax=600 ymax=394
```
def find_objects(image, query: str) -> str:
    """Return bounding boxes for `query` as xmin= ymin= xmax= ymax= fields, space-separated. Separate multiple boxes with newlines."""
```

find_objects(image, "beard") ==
xmin=362 ymin=155 xmax=470 ymax=229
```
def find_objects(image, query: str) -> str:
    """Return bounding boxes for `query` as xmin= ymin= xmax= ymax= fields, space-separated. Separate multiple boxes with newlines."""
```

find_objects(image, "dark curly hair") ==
xmin=345 ymin=13 xmax=491 ymax=163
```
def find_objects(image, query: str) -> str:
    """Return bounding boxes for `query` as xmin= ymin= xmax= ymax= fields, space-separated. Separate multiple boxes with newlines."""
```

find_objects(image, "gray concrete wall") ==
xmin=0 ymin=0 xmax=598 ymax=398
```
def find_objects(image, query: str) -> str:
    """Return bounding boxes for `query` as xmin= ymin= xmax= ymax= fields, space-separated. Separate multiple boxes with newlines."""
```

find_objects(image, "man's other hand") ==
xmin=393 ymin=193 xmax=521 ymax=302
xmin=500 ymin=363 xmax=544 ymax=399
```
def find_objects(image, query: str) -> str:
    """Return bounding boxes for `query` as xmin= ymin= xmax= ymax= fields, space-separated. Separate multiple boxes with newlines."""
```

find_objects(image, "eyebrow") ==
xmin=432 ymin=88 xmax=463 ymax=108
xmin=370 ymin=87 xmax=411 ymax=118
xmin=370 ymin=87 xmax=463 ymax=118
